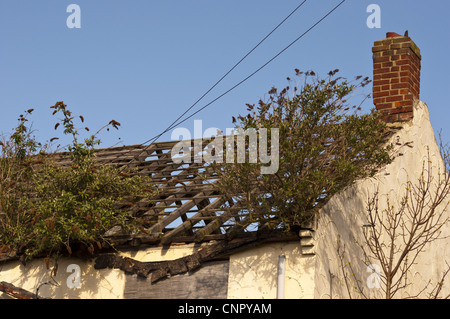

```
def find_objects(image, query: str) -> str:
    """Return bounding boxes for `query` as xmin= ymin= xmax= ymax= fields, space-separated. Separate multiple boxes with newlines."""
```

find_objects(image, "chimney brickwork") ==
xmin=372 ymin=32 xmax=421 ymax=122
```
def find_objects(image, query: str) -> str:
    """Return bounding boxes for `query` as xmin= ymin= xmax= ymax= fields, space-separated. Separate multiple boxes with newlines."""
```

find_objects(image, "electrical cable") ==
xmin=156 ymin=0 xmax=347 ymax=134
xmin=112 ymin=1 xmax=310 ymax=167
xmin=120 ymin=0 xmax=346 ymax=170
xmin=144 ymin=0 xmax=309 ymax=146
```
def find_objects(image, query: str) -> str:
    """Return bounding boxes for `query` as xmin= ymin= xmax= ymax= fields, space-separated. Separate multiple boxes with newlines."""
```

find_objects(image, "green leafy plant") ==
xmin=213 ymin=70 xmax=393 ymax=230
xmin=0 ymin=102 xmax=156 ymax=261
xmin=0 ymin=109 xmax=44 ymax=256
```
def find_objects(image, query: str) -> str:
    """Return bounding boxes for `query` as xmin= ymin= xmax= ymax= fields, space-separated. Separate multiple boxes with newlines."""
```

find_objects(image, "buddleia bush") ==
xmin=213 ymin=70 xmax=393 ymax=230
xmin=0 ymin=102 xmax=156 ymax=261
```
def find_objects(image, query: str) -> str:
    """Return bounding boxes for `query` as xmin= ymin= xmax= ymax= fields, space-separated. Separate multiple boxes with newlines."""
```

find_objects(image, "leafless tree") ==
xmin=339 ymin=149 xmax=450 ymax=299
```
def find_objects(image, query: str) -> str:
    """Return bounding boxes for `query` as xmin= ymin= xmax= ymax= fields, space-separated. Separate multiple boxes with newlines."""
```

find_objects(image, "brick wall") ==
xmin=372 ymin=32 xmax=422 ymax=122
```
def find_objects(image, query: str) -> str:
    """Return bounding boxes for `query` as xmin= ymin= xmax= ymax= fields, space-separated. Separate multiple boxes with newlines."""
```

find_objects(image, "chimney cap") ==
xmin=386 ymin=32 xmax=402 ymax=38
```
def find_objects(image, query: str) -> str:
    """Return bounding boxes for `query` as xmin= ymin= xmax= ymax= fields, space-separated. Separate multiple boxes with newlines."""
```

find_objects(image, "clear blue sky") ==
xmin=1 ymin=0 xmax=449 ymax=149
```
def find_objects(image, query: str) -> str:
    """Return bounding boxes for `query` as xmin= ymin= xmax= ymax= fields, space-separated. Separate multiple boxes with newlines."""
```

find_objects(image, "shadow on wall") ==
xmin=227 ymin=241 xmax=315 ymax=299
xmin=315 ymin=182 xmax=385 ymax=299
xmin=0 ymin=256 xmax=123 ymax=299
xmin=314 ymin=104 xmax=450 ymax=299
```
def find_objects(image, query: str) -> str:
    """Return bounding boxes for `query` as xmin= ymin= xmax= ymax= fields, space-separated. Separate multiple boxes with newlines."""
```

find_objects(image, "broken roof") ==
xmin=0 ymin=136 xmax=299 ymax=264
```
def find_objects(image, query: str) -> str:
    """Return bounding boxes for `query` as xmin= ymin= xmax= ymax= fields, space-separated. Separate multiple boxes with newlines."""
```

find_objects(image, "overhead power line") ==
xmin=110 ymin=1 xmax=308 ymax=167
xmin=120 ymin=0 xmax=346 ymax=169
xmin=143 ymin=0 xmax=309 ymax=147
xmin=160 ymin=0 xmax=347 ymax=132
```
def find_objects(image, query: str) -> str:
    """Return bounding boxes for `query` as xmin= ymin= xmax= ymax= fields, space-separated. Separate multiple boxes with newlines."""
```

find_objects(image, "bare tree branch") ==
xmin=0 ymin=281 xmax=40 ymax=299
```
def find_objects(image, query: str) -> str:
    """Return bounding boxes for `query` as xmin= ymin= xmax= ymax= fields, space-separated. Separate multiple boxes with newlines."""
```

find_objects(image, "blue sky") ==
xmin=0 ymin=0 xmax=449 ymax=149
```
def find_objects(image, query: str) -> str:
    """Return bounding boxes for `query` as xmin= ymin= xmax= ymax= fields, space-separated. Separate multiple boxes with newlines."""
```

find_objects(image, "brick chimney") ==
xmin=372 ymin=32 xmax=421 ymax=122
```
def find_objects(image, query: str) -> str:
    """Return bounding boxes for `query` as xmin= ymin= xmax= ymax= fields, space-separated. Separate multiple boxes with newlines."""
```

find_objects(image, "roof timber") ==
xmin=0 ymin=134 xmax=302 ymax=267
xmin=45 ymin=136 xmax=288 ymax=250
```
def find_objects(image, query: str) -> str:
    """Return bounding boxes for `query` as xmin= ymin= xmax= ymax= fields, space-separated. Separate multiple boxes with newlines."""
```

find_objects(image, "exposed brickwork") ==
xmin=372 ymin=33 xmax=421 ymax=122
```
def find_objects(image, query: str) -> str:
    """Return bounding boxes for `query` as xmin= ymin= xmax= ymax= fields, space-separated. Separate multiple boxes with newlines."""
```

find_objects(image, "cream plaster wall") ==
xmin=1 ymin=241 xmax=312 ymax=299
xmin=0 ymin=257 xmax=124 ymax=299
xmin=313 ymin=100 xmax=450 ymax=298
xmin=0 ymin=243 xmax=205 ymax=299
xmin=227 ymin=242 xmax=315 ymax=299
xmin=119 ymin=242 xmax=206 ymax=262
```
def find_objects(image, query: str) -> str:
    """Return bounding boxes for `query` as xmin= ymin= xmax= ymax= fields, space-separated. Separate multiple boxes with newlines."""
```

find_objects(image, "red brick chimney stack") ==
xmin=372 ymin=32 xmax=422 ymax=122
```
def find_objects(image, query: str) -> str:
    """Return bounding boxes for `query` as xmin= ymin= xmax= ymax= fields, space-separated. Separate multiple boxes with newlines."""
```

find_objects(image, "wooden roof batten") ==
xmin=83 ymin=136 xmax=300 ymax=249
xmin=0 ymin=135 xmax=303 ymax=268
xmin=0 ymin=136 xmax=314 ymax=289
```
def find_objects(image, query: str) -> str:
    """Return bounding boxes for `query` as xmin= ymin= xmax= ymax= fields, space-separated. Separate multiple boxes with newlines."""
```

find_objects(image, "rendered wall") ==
xmin=313 ymin=100 xmax=450 ymax=298
xmin=1 ymin=241 xmax=314 ymax=299
xmin=0 ymin=256 xmax=124 ymax=299
xmin=227 ymin=242 xmax=315 ymax=299
xmin=0 ymin=243 xmax=205 ymax=299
